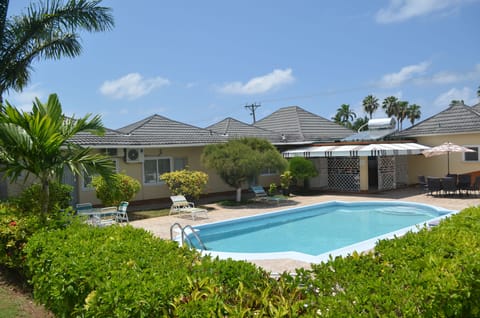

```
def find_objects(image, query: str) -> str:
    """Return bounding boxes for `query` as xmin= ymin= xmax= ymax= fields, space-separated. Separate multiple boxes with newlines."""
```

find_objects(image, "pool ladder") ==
xmin=170 ymin=223 xmax=207 ymax=251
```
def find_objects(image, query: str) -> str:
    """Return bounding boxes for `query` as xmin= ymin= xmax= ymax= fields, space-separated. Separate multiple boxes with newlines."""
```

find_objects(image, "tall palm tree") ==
xmin=362 ymin=95 xmax=379 ymax=119
xmin=407 ymin=104 xmax=421 ymax=125
xmin=382 ymin=96 xmax=399 ymax=118
xmin=0 ymin=93 xmax=115 ymax=218
xmin=335 ymin=104 xmax=356 ymax=127
xmin=0 ymin=0 xmax=114 ymax=103
xmin=396 ymin=101 xmax=409 ymax=130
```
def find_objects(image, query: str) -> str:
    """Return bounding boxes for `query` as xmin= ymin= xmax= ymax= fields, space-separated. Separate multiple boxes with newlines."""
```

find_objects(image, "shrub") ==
xmin=160 ymin=169 xmax=208 ymax=202
xmin=0 ymin=202 xmax=73 ymax=274
xmin=288 ymin=157 xmax=317 ymax=189
xmin=92 ymin=172 xmax=141 ymax=206
xmin=25 ymin=224 xmax=200 ymax=317
xmin=13 ymin=181 xmax=73 ymax=214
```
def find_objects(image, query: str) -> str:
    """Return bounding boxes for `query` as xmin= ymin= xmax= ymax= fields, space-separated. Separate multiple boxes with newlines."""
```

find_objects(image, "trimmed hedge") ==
xmin=11 ymin=206 xmax=480 ymax=316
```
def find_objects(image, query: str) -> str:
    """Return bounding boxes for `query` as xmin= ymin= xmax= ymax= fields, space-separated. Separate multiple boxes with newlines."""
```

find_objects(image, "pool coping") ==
xmin=192 ymin=200 xmax=456 ymax=264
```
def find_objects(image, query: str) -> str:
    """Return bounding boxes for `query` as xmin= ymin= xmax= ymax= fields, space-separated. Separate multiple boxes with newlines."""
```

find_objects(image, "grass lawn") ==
xmin=0 ymin=270 xmax=52 ymax=318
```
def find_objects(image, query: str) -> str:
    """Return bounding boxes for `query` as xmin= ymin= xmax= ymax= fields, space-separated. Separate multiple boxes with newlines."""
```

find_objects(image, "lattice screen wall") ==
xmin=395 ymin=156 xmax=408 ymax=188
xmin=327 ymin=157 xmax=360 ymax=192
xmin=378 ymin=156 xmax=395 ymax=190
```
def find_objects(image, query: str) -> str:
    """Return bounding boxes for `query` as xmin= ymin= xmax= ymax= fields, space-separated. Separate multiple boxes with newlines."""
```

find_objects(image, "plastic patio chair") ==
xmin=116 ymin=201 xmax=129 ymax=223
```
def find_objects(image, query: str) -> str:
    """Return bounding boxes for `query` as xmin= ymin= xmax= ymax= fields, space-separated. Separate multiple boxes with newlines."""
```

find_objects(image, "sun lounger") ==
xmin=170 ymin=195 xmax=208 ymax=221
xmin=251 ymin=186 xmax=288 ymax=205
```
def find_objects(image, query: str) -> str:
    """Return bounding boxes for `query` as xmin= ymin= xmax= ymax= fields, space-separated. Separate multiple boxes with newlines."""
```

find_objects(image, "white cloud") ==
xmin=379 ymin=62 xmax=430 ymax=87
xmin=434 ymin=87 xmax=477 ymax=107
xmin=100 ymin=73 xmax=170 ymax=100
xmin=376 ymin=0 xmax=475 ymax=23
xmin=415 ymin=63 xmax=480 ymax=85
xmin=4 ymin=86 xmax=46 ymax=111
xmin=219 ymin=68 xmax=295 ymax=95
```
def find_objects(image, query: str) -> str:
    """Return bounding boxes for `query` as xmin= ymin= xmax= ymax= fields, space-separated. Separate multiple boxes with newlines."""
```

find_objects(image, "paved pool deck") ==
xmin=130 ymin=187 xmax=479 ymax=274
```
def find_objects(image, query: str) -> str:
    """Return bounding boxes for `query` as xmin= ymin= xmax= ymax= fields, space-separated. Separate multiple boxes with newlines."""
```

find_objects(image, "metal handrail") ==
xmin=170 ymin=222 xmax=183 ymax=243
xmin=170 ymin=223 xmax=207 ymax=251
xmin=182 ymin=225 xmax=207 ymax=251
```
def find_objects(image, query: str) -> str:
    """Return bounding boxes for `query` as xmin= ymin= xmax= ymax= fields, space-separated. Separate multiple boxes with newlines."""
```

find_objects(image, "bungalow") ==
xmin=395 ymin=101 xmax=480 ymax=183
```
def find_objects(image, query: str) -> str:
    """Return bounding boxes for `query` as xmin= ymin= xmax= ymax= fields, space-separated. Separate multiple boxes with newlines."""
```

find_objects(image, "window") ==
xmin=464 ymin=146 xmax=479 ymax=162
xmin=82 ymin=159 xmax=118 ymax=189
xmin=173 ymin=158 xmax=188 ymax=171
xmin=144 ymin=157 xmax=172 ymax=184
xmin=260 ymin=167 xmax=278 ymax=176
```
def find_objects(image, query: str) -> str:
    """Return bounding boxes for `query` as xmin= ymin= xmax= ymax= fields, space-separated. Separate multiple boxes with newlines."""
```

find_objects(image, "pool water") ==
xmin=189 ymin=201 xmax=454 ymax=262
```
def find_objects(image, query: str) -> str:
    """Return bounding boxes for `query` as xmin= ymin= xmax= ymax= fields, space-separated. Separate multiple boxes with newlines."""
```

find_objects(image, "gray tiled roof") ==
xmin=206 ymin=117 xmax=284 ymax=143
xmin=70 ymin=114 xmax=227 ymax=147
xmin=253 ymin=106 xmax=353 ymax=142
xmin=395 ymin=102 xmax=480 ymax=137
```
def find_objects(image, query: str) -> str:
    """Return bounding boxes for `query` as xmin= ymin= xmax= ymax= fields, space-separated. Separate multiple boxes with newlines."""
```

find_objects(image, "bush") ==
xmin=92 ymin=173 xmax=141 ymax=206
xmin=13 ymin=181 xmax=73 ymax=214
xmin=0 ymin=202 xmax=73 ymax=274
xmin=161 ymin=169 xmax=208 ymax=202
xmin=288 ymin=157 xmax=317 ymax=189
xmin=25 ymin=224 xmax=200 ymax=317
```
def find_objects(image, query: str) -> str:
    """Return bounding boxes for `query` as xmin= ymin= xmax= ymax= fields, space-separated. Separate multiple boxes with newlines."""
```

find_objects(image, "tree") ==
xmin=0 ymin=93 xmax=115 ymax=218
xmin=382 ymin=96 xmax=399 ymax=119
xmin=352 ymin=115 xmax=369 ymax=132
xmin=92 ymin=172 xmax=141 ymax=206
xmin=202 ymin=137 xmax=287 ymax=202
xmin=160 ymin=169 xmax=208 ymax=202
xmin=0 ymin=0 xmax=114 ymax=102
xmin=362 ymin=95 xmax=379 ymax=119
xmin=335 ymin=104 xmax=356 ymax=124
xmin=288 ymin=157 xmax=318 ymax=190
xmin=477 ymin=85 xmax=480 ymax=98
xmin=406 ymin=104 xmax=421 ymax=125
xmin=396 ymin=101 xmax=409 ymax=130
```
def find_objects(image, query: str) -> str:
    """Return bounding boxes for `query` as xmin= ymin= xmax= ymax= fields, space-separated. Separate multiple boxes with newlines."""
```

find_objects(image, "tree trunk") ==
xmin=236 ymin=187 xmax=242 ymax=202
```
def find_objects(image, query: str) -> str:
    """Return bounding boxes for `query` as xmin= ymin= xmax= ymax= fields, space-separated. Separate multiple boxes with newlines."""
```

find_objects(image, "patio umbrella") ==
xmin=421 ymin=142 xmax=475 ymax=174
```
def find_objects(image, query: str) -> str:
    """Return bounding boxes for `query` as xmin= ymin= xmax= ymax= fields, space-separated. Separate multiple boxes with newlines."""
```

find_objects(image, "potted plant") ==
xmin=280 ymin=170 xmax=293 ymax=196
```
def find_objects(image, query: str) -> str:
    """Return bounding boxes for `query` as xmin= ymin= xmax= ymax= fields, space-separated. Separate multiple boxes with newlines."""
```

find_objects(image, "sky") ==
xmin=5 ymin=0 xmax=480 ymax=130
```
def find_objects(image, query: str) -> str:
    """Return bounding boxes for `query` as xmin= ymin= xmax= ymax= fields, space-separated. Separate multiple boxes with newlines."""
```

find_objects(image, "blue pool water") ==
xmin=189 ymin=201 xmax=454 ymax=263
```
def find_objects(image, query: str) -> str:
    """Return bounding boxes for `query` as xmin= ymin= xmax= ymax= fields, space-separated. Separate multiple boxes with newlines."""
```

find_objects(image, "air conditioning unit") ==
xmin=125 ymin=148 xmax=144 ymax=163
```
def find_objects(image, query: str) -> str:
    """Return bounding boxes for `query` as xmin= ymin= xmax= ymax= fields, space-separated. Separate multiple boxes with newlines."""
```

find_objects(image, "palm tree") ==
xmin=362 ymin=95 xmax=379 ymax=119
xmin=406 ymin=104 xmax=421 ymax=125
xmin=352 ymin=115 xmax=369 ymax=132
xmin=382 ymin=96 xmax=399 ymax=118
xmin=477 ymin=85 xmax=480 ymax=99
xmin=335 ymin=104 xmax=356 ymax=127
xmin=0 ymin=93 xmax=115 ymax=218
xmin=0 ymin=0 xmax=114 ymax=103
xmin=396 ymin=101 xmax=409 ymax=130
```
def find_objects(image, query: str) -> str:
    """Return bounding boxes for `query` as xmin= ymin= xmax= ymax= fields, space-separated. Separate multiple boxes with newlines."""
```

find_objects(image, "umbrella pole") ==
xmin=447 ymin=152 xmax=450 ymax=175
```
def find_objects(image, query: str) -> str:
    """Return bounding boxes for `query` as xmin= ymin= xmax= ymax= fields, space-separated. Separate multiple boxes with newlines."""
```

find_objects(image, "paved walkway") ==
xmin=130 ymin=187 xmax=479 ymax=273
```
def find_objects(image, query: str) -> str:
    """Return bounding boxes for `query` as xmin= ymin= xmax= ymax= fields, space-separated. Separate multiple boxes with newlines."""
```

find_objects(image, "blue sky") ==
xmin=5 ymin=0 xmax=480 ymax=129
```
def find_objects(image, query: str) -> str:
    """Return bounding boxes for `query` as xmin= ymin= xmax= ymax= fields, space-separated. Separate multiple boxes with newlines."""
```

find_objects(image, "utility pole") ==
xmin=244 ymin=103 xmax=261 ymax=123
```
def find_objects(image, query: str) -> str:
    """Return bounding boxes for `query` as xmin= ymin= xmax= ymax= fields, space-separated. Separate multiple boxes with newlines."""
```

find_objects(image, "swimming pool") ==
xmin=187 ymin=201 xmax=454 ymax=263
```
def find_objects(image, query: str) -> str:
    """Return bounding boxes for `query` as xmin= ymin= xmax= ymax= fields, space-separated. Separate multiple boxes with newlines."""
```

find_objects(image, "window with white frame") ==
xmin=144 ymin=157 xmax=172 ymax=184
xmin=82 ymin=159 xmax=119 ymax=189
xmin=463 ymin=146 xmax=479 ymax=162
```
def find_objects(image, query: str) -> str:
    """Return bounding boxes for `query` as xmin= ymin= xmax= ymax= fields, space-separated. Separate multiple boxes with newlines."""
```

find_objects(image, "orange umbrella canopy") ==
xmin=422 ymin=142 xmax=475 ymax=174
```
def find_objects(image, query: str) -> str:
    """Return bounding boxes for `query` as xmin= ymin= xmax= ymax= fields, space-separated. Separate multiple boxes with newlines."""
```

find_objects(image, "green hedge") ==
xmin=15 ymin=206 xmax=480 ymax=317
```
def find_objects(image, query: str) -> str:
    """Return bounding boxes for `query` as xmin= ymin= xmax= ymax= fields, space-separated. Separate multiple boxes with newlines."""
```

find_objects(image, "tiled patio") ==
xmin=130 ymin=187 xmax=479 ymax=274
